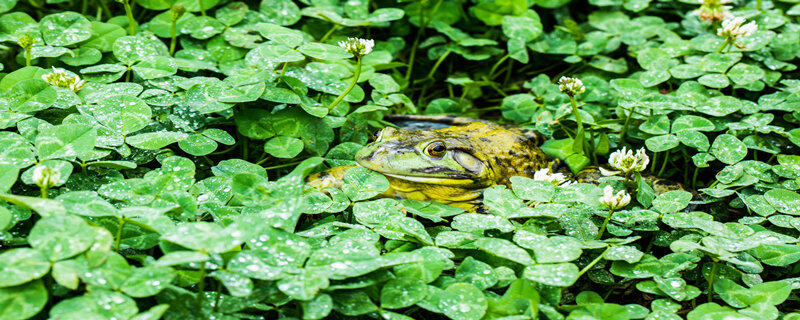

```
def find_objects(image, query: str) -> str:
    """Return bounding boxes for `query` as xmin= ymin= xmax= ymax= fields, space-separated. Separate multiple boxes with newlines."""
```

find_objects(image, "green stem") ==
xmin=588 ymin=128 xmax=597 ymax=165
xmin=457 ymin=85 xmax=471 ymax=105
xmin=488 ymin=54 xmax=510 ymax=79
xmin=568 ymin=95 xmax=584 ymax=134
xmin=756 ymin=0 xmax=762 ymax=10
xmin=319 ymin=24 xmax=340 ymax=43
xmin=198 ymin=0 xmax=206 ymax=16
xmin=618 ymin=106 xmax=635 ymax=144
xmin=576 ymin=247 xmax=610 ymax=280
xmin=279 ymin=62 xmax=289 ymax=77
xmin=25 ymin=49 xmax=31 ymax=67
xmin=426 ymin=49 xmax=451 ymax=80
xmin=650 ymin=152 xmax=659 ymax=174
xmin=122 ymin=0 xmax=136 ymax=35
xmin=707 ymin=260 xmax=718 ymax=302
xmin=596 ymin=209 xmax=615 ymax=240
xmin=263 ymin=160 xmax=306 ymax=170
xmin=503 ymin=59 xmax=513 ymax=86
xmin=242 ymin=136 xmax=248 ymax=160
xmin=27 ymin=0 xmax=42 ymax=8
xmin=405 ymin=0 xmax=444 ymax=81
xmin=98 ymin=0 xmax=112 ymax=20
xmin=658 ymin=150 xmax=670 ymax=177
xmin=40 ymin=186 xmax=48 ymax=198
xmin=256 ymin=155 xmax=272 ymax=165
xmin=327 ymin=56 xmax=362 ymax=110
xmin=114 ymin=217 xmax=126 ymax=251
xmin=169 ymin=18 xmax=178 ymax=56
xmin=197 ymin=259 xmax=207 ymax=304
xmin=716 ymin=39 xmax=729 ymax=53
xmin=213 ymin=279 xmax=222 ymax=312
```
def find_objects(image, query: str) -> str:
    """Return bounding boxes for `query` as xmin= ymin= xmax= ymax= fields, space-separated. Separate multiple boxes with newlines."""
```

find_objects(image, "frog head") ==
xmin=354 ymin=122 xmax=548 ymax=189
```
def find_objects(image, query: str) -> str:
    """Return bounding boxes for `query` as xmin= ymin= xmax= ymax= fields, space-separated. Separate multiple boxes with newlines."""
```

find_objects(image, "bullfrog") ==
xmin=307 ymin=115 xmax=685 ymax=211
xmin=307 ymin=115 xmax=555 ymax=210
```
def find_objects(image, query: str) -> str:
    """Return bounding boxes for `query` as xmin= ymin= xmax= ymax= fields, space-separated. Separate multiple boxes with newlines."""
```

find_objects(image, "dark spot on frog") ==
xmin=479 ymin=138 xmax=492 ymax=143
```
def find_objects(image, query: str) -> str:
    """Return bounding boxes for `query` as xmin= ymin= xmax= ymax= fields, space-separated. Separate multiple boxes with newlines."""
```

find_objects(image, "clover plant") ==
xmin=1 ymin=0 xmax=800 ymax=319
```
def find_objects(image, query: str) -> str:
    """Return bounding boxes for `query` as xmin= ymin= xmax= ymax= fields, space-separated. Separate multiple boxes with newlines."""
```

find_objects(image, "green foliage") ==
xmin=0 ymin=0 xmax=799 ymax=319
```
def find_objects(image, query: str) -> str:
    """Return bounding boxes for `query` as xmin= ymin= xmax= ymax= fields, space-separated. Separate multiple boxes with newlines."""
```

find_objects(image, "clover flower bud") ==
xmin=533 ymin=168 xmax=572 ymax=187
xmin=16 ymin=33 xmax=37 ymax=50
xmin=558 ymin=76 xmax=585 ymax=96
xmin=338 ymin=37 xmax=374 ymax=57
xmin=170 ymin=4 xmax=186 ymax=20
xmin=32 ymin=165 xmax=60 ymax=189
xmin=42 ymin=67 xmax=85 ymax=93
xmin=599 ymin=186 xmax=631 ymax=210
xmin=693 ymin=0 xmax=731 ymax=23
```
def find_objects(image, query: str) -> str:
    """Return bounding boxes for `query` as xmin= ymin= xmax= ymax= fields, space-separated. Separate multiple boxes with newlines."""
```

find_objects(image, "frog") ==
xmin=307 ymin=115 xmax=686 ymax=211
xmin=306 ymin=115 xmax=555 ymax=210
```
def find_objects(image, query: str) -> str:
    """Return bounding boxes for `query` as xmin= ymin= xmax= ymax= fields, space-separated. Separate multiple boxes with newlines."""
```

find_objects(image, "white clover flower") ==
xmin=32 ymin=165 xmax=60 ymax=189
xmin=533 ymin=168 xmax=573 ymax=187
xmin=718 ymin=17 xmax=757 ymax=38
xmin=717 ymin=17 xmax=757 ymax=50
xmin=338 ymin=37 xmax=374 ymax=57
xmin=602 ymin=147 xmax=650 ymax=176
xmin=42 ymin=67 xmax=85 ymax=93
xmin=558 ymin=76 xmax=585 ymax=96
xmin=599 ymin=185 xmax=631 ymax=210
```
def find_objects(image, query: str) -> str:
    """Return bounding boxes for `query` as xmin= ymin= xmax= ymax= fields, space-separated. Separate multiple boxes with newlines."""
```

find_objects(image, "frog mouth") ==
xmin=381 ymin=173 xmax=480 ymax=186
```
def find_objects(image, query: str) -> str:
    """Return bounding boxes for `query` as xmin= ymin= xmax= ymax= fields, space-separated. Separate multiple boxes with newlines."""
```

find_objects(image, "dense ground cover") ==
xmin=0 ymin=0 xmax=800 ymax=318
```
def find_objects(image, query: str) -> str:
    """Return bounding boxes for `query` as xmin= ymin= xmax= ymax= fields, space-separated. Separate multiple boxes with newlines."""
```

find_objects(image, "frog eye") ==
xmin=424 ymin=141 xmax=447 ymax=158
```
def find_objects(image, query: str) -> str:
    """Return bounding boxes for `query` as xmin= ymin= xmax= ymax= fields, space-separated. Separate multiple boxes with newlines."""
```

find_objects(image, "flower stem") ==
xmin=569 ymin=95 xmax=585 ymax=155
xmin=596 ymin=209 xmax=615 ymax=240
xmin=40 ymin=186 xmax=48 ymax=198
xmin=327 ymin=55 xmax=362 ymax=110
xmin=756 ymin=0 xmax=762 ymax=10
xmin=25 ymin=49 xmax=31 ymax=67
xmin=169 ymin=17 xmax=178 ymax=56
xmin=122 ymin=0 xmax=136 ymax=35
xmin=568 ymin=95 xmax=583 ymax=130
xmin=576 ymin=246 xmax=610 ymax=280
xmin=716 ymin=39 xmax=729 ymax=53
